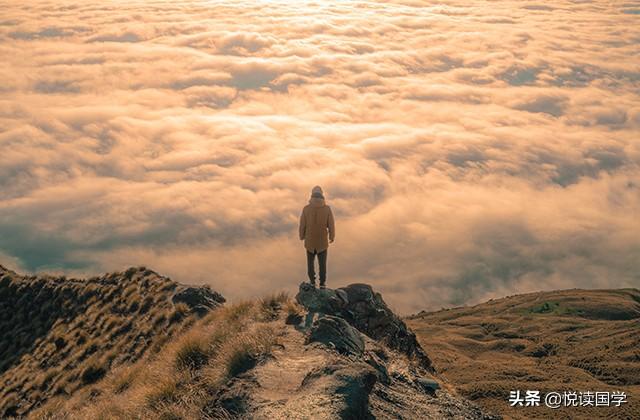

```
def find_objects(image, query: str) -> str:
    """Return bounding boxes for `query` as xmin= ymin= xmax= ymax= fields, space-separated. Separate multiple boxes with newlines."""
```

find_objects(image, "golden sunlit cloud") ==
xmin=0 ymin=0 xmax=638 ymax=313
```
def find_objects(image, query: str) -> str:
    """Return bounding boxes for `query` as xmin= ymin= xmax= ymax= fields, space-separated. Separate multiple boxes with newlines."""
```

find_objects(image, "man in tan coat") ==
xmin=299 ymin=186 xmax=335 ymax=288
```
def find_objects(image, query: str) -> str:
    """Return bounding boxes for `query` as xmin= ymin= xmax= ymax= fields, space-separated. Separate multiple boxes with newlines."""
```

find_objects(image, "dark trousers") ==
xmin=306 ymin=249 xmax=327 ymax=286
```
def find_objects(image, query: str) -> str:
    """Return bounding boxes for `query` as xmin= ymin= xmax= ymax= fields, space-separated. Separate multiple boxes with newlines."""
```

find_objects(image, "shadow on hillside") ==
xmin=0 ymin=275 xmax=80 ymax=375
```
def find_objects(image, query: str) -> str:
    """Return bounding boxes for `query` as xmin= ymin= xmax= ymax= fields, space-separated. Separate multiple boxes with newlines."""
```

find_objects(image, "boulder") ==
xmin=307 ymin=315 xmax=365 ymax=356
xmin=295 ymin=282 xmax=348 ymax=314
xmin=416 ymin=377 xmax=440 ymax=394
xmin=172 ymin=285 xmax=225 ymax=316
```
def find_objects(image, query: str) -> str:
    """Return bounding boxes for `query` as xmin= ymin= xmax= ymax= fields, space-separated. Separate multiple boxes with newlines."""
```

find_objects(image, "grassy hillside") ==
xmin=14 ymin=277 xmax=494 ymax=420
xmin=0 ymin=265 xmax=223 ymax=417
xmin=7 ymin=262 xmax=634 ymax=419
xmin=32 ymin=293 xmax=289 ymax=419
xmin=31 ymin=284 xmax=494 ymax=420
xmin=407 ymin=288 xmax=640 ymax=419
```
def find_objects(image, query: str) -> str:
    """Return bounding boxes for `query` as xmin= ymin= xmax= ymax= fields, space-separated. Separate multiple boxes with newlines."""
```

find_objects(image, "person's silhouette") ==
xmin=299 ymin=186 xmax=335 ymax=288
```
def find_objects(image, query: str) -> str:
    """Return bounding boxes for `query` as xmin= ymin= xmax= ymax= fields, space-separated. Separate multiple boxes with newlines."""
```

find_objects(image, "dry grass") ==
xmin=31 ymin=296 xmax=289 ymax=419
xmin=204 ymin=323 xmax=279 ymax=384
xmin=284 ymin=299 xmax=304 ymax=317
xmin=80 ymin=359 xmax=107 ymax=385
xmin=407 ymin=288 xmax=640 ymax=419
xmin=169 ymin=302 xmax=191 ymax=324
xmin=219 ymin=300 xmax=254 ymax=322
xmin=258 ymin=291 xmax=289 ymax=321
xmin=144 ymin=376 xmax=181 ymax=406
xmin=111 ymin=364 xmax=143 ymax=394
xmin=0 ymin=266 xmax=205 ymax=418
xmin=174 ymin=332 xmax=211 ymax=370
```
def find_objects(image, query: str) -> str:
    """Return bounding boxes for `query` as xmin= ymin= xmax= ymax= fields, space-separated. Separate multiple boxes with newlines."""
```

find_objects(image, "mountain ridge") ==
xmin=1 ymin=265 xmax=498 ymax=419
xmin=2 ymin=265 xmax=637 ymax=418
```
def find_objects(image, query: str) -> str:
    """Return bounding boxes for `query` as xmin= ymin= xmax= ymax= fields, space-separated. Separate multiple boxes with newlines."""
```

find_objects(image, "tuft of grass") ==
xmin=81 ymin=361 xmax=107 ymax=385
xmin=258 ymin=292 xmax=289 ymax=321
xmin=284 ymin=299 xmax=302 ymax=315
xmin=122 ymin=283 xmax=138 ymax=299
xmin=153 ymin=313 xmax=167 ymax=326
xmin=84 ymin=404 xmax=128 ymax=420
xmin=35 ymin=368 xmax=61 ymax=390
xmin=226 ymin=345 xmax=258 ymax=377
xmin=221 ymin=301 xmax=254 ymax=322
xmin=174 ymin=333 xmax=210 ymax=370
xmin=284 ymin=299 xmax=304 ymax=324
xmin=110 ymin=364 xmax=142 ymax=394
xmin=158 ymin=408 xmax=186 ymax=420
xmin=150 ymin=334 xmax=172 ymax=354
xmin=128 ymin=298 xmax=141 ymax=313
xmin=144 ymin=377 xmax=179 ymax=406
xmin=169 ymin=302 xmax=191 ymax=324
xmin=205 ymin=324 xmax=279 ymax=383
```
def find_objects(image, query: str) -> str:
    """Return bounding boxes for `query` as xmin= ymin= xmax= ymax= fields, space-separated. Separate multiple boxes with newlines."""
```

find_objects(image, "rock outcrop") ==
xmin=242 ymin=282 xmax=497 ymax=419
xmin=173 ymin=285 xmax=226 ymax=315
xmin=296 ymin=282 xmax=434 ymax=371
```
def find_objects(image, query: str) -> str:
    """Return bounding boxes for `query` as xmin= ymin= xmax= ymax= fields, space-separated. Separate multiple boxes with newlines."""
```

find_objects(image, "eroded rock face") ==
xmin=338 ymin=284 xmax=433 ymax=371
xmin=307 ymin=315 xmax=365 ymax=357
xmin=295 ymin=282 xmax=433 ymax=371
xmin=172 ymin=285 xmax=226 ymax=316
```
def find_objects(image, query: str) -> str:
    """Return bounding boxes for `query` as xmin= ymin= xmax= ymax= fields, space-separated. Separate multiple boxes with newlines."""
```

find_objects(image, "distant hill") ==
xmin=0 ymin=265 xmax=224 ymax=417
xmin=407 ymin=288 xmax=640 ymax=419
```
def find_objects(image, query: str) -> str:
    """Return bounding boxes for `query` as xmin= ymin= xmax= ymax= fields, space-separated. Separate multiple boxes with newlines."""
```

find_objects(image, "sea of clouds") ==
xmin=1 ymin=0 xmax=638 ymax=313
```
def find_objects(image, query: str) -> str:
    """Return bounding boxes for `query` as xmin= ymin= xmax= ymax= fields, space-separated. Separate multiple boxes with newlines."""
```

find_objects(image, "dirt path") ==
xmin=250 ymin=324 xmax=342 ymax=419
xmin=240 ymin=319 xmax=492 ymax=420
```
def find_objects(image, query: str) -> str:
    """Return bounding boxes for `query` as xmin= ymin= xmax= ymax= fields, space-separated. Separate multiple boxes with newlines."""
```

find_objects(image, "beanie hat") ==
xmin=311 ymin=185 xmax=324 ymax=198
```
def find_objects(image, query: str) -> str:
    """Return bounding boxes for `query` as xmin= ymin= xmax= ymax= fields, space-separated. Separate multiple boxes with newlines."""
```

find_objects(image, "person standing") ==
xmin=299 ymin=186 xmax=335 ymax=288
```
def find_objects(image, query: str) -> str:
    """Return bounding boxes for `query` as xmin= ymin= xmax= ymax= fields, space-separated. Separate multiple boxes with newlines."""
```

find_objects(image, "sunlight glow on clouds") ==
xmin=1 ymin=0 xmax=639 ymax=313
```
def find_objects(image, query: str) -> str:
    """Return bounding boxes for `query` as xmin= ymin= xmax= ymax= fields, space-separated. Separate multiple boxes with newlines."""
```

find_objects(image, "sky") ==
xmin=0 ymin=0 xmax=639 ymax=314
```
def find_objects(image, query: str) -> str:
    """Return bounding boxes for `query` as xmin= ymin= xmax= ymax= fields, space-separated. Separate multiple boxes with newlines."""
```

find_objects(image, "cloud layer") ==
xmin=1 ymin=0 xmax=639 ymax=313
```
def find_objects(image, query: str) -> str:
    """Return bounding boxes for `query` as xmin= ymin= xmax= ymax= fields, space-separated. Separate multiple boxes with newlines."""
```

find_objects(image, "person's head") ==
xmin=311 ymin=185 xmax=324 ymax=199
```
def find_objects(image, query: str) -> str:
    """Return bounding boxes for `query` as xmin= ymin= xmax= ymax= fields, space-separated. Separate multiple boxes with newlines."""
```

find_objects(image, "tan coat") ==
xmin=299 ymin=197 xmax=335 ymax=252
